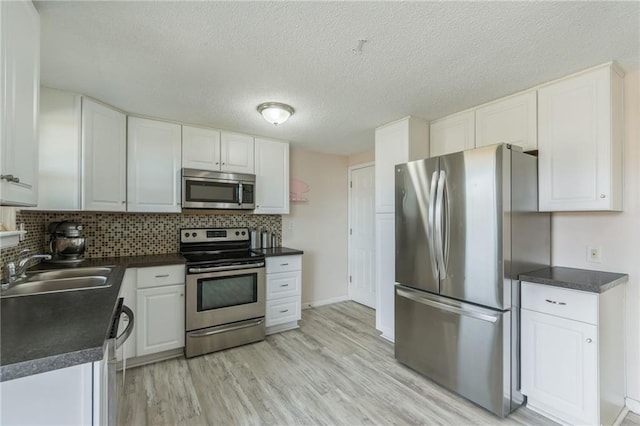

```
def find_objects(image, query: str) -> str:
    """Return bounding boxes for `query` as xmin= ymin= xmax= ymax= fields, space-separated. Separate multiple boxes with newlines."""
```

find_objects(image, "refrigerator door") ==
xmin=395 ymin=285 xmax=513 ymax=417
xmin=395 ymin=157 xmax=440 ymax=294
xmin=438 ymin=144 xmax=510 ymax=310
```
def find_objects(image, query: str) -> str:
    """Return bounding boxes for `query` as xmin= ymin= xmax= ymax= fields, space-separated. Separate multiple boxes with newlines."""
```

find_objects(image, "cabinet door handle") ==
xmin=280 ymin=284 xmax=289 ymax=287
xmin=545 ymin=299 xmax=566 ymax=306
xmin=1 ymin=174 xmax=19 ymax=183
xmin=280 ymin=263 xmax=289 ymax=266
xmin=155 ymin=274 xmax=170 ymax=278
xmin=279 ymin=309 xmax=289 ymax=313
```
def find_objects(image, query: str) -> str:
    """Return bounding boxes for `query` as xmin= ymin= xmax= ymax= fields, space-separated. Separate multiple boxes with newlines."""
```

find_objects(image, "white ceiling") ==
xmin=36 ymin=1 xmax=640 ymax=156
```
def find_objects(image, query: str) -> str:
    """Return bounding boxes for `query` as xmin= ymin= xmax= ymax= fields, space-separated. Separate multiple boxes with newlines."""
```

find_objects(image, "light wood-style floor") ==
xmin=118 ymin=301 xmax=640 ymax=425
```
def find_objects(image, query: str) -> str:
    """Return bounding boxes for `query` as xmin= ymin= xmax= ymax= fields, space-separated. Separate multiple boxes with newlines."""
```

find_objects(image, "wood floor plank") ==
xmin=118 ymin=301 xmax=634 ymax=426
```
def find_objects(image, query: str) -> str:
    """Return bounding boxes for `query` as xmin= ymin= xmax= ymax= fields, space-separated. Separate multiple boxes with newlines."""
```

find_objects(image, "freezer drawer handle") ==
xmin=545 ymin=299 xmax=567 ymax=306
xmin=397 ymin=288 xmax=499 ymax=323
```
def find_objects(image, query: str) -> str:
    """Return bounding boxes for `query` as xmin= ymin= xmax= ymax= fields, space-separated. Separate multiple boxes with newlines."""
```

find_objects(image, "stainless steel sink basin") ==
xmin=1 ymin=276 xmax=110 ymax=298
xmin=1 ymin=266 xmax=114 ymax=298
xmin=26 ymin=267 xmax=113 ymax=281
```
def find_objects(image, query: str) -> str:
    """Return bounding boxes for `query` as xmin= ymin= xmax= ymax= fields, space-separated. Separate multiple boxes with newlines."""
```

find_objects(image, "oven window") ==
xmin=186 ymin=180 xmax=239 ymax=203
xmin=197 ymin=274 xmax=257 ymax=311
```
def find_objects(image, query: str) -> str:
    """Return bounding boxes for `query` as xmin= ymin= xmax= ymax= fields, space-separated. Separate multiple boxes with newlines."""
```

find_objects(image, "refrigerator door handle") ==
xmin=434 ymin=170 xmax=447 ymax=276
xmin=427 ymin=171 xmax=439 ymax=279
xmin=397 ymin=287 xmax=500 ymax=323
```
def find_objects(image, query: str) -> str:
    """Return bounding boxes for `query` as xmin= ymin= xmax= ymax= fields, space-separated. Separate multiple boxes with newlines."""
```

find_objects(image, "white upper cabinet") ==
xmin=538 ymin=64 xmax=623 ymax=211
xmin=254 ymin=138 xmax=289 ymax=214
xmin=0 ymin=0 xmax=39 ymax=206
xmin=37 ymin=88 xmax=82 ymax=210
xmin=429 ymin=111 xmax=475 ymax=157
xmin=36 ymin=91 xmax=126 ymax=211
xmin=475 ymin=91 xmax=537 ymax=152
xmin=181 ymin=125 xmax=221 ymax=171
xmin=127 ymin=117 xmax=182 ymax=213
xmin=220 ymin=132 xmax=254 ymax=174
xmin=375 ymin=116 xmax=429 ymax=213
xmin=82 ymin=98 xmax=127 ymax=211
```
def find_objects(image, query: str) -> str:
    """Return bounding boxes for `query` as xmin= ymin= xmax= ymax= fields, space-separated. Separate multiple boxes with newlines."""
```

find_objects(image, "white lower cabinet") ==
xmin=117 ymin=265 xmax=185 ymax=364
xmin=521 ymin=281 xmax=625 ymax=425
xmin=375 ymin=213 xmax=395 ymax=341
xmin=265 ymin=255 xmax=302 ymax=334
xmin=0 ymin=362 xmax=97 ymax=425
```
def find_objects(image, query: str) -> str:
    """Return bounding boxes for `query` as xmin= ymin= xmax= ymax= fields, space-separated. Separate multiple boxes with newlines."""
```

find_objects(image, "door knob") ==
xmin=586 ymin=338 xmax=593 ymax=343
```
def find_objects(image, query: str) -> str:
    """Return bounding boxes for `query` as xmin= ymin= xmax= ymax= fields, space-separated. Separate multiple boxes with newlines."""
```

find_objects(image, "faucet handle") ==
xmin=17 ymin=248 xmax=30 ymax=257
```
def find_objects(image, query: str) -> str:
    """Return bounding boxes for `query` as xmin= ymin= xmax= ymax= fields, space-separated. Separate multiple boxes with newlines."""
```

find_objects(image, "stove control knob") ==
xmin=241 ymin=231 xmax=246 ymax=236
xmin=184 ymin=233 xmax=189 ymax=238
xmin=235 ymin=231 xmax=240 ymax=236
xmin=192 ymin=232 xmax=197 ymax=237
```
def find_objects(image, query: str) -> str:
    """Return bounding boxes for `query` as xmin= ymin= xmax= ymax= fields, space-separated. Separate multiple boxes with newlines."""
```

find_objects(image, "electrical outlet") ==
xmin=288 ymin=220 xmax=294 ymax=230
xmin=587 ymin=245 xmax=602 ymax=263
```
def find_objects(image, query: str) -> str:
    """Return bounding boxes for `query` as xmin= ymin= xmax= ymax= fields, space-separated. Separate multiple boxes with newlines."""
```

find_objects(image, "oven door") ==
xmin=186 ymin=265 xmax=265 ymax=331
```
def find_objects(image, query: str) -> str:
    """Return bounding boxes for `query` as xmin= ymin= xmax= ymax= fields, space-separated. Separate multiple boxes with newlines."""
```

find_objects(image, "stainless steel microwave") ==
xmin=182 ymin=169 xmax=255 ymax=210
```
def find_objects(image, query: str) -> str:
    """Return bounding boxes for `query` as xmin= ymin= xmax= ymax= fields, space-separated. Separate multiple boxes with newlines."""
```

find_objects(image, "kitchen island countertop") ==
xmin=0 ymin=253 xmax=185 ymax=382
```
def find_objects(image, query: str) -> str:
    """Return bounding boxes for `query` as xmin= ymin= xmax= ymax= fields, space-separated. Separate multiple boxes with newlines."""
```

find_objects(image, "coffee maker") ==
xmin=47 ymin=221 xmax=86 ymax=263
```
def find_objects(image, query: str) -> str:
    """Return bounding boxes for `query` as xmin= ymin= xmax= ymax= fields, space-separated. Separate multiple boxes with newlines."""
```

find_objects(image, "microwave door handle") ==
xmin=238 ymin=183 xmax=243 ymax=206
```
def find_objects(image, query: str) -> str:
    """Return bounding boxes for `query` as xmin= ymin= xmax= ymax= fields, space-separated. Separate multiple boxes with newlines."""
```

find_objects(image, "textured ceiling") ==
xmin=36 ymin=1 xmax=640 ymax=156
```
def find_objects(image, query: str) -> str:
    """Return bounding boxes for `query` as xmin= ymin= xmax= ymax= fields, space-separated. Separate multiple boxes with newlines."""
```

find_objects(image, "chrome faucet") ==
xmin=2 ymin=249 xmax=52 ymax=289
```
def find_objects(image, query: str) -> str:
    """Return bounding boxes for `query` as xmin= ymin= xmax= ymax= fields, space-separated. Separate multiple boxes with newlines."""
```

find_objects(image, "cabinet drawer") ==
xmin=521 ymin=282 xmax=597 ymax=325
xmin=266 ymin=255 xmax=301 ymax=273
xmin=267 ymin=271 xmax=301 ymax=300
xmin=137 ymin=265 xmax=185 ymax=289
xmin=266 ymin=296 xmax=301 ymax=327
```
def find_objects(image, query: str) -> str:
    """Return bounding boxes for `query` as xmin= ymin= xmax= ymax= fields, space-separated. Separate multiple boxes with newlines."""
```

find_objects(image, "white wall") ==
xmin=551 ymin=70 xmax=640 ymax=406
xmin=348 ymin=149 xmax=374 ymax=166
xmin=282 ymin=147 xmax=349 ymax=306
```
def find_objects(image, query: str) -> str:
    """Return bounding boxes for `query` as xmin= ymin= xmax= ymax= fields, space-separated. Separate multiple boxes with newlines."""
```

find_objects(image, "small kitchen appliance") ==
xmin=180 ymin=227 xmax=266 ymax=358
xmin=182 ymin=169 xmax=255 ymax=210
xmin=47 ymin=221 xmax=86 ymax=263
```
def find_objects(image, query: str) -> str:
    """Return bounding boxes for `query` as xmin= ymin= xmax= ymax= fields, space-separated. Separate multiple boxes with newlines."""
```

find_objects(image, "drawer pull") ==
xmin=155 ymin=274 xmax=170 ymax=278
xmin=586 ymin=338 xmax=593 ymax=343
xmin=545 ymin=299 xmax=566 ymax=306
xmin=280 ymin=284 xmax=289 ymax=287
xmin=279 ymin=309 xmax=289 ymax=313
xmin=280 ymin=263 xmax=289 ymax=266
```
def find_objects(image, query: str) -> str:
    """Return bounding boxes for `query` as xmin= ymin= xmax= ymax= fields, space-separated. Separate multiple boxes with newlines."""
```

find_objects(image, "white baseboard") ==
xmin=378 ymin=326 xmax=395 ymax=343
xmin=613 ymin=406 xmax=630 ymax=426
xmin=627 ymin=397 xmax=640 ymax=414
xmin=301 ymin=295 xmax=349 ymax=310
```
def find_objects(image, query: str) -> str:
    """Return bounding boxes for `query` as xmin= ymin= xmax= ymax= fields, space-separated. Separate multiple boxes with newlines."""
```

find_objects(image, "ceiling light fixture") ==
xmin=257 ymin=102 xmax=294 ymax=126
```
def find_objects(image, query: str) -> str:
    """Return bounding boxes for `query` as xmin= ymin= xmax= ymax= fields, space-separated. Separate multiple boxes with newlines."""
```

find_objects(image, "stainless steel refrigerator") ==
xmin=394 ymin=143 xmax=550 ymax=417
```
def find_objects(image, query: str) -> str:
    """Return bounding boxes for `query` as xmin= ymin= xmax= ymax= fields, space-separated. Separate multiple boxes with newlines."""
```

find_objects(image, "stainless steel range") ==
xmin=181 ymin=227 xmax=266 ymax=358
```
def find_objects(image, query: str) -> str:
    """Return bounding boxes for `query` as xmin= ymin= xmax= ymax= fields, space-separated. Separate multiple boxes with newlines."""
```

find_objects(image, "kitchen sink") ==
xmin=25 ymin=267 xmax=113 ymax=281
xmin=1 ymin=266 xmax=114 ymax=298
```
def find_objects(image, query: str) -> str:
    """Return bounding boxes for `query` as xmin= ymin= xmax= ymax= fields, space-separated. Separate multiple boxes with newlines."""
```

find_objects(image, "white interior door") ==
xmin=349 ymin=164 xmax=376 ymax=308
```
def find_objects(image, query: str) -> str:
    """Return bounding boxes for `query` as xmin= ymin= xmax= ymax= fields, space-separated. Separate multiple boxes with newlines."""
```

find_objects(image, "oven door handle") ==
xmin=188 ymin=262 xmax=264 ymax=273
xmin=189 ymin=318 xmax=264 ymax=337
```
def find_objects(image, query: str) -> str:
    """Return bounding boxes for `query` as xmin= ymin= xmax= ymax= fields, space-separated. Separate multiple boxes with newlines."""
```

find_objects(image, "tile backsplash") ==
xmin=0 ymin=211 xmax=281 ymax=266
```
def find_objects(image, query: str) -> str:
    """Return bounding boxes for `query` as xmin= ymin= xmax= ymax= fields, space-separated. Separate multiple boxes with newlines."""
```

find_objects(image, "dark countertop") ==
xmin=252 ymin=247 xmax=304 ymax=257
xmin=519 ymin=266 xmax=628 ymax=294
xmin=0 ymin=253 xmax=185 ymax=382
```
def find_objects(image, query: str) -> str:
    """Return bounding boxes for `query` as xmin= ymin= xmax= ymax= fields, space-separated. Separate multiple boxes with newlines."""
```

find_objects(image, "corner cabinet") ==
xmin=0 ymin=0 xmax=39 ymax=206
xmin=429 ymin=111 xmax=474 ymax=157
xmin=538 ymin=64 xmax=624 ymax=211
xmin=127 ymin=117 xmax=182 ymax=213
xmin=254 ymin=138 xmax=289 ymax=214
xmin=265 ymin=255 xmax=302 ymax=334
xmin=521 ymin=282 xmax=625 ymax=425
